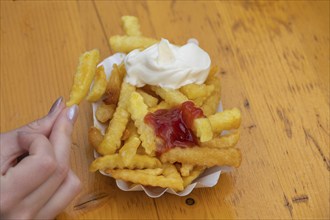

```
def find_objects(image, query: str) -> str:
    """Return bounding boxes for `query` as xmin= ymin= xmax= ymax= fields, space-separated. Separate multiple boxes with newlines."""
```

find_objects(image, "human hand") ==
xmin=0 ymin=97 xmax=82 ymax=219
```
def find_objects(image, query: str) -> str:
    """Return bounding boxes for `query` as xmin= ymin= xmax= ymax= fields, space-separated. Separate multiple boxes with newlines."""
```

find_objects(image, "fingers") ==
xmin=35 ymin=170 xmax=82 ymax=220
xmin=1 ymin=133 xmax=57 ymax=210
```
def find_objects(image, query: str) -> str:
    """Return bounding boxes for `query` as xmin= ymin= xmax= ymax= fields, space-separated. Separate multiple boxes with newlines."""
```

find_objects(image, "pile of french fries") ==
xmin=66 ymin=16 xmax=242 ymax=191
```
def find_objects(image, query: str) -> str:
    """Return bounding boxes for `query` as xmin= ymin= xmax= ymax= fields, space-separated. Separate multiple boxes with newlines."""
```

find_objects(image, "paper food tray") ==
xmin=92 ymin=53 xmax=232 ymax=198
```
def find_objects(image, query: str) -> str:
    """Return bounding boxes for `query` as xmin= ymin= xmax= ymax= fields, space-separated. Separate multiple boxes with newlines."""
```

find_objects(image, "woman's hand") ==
xmin=0 ymin=97 xmax=82 ymax=219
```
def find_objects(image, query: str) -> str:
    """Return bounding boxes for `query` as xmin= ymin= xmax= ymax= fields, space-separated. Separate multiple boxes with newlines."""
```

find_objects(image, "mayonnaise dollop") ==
xmin=124 ymin=38 xmax=211 ymax=89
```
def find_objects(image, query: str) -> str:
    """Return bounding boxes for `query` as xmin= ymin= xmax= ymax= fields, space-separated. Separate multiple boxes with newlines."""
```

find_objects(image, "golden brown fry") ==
xmin=149 ymin=101 xmax=171 ymax=112
xmin=151 ymin=86 xmax=188 ymax=106
xmin=192 ymin=118 xmax=213 ymax=142
xmin=183 ymin=166 xmax=206 ymax=187
xmin=135 ymin=168 xmax=163 ymax=176
xmin=121 ymin=15 xmax=142 ymax=36
xmin=110 ymin=35 xmax=158 ymax=53
xmin=208 ymin=108 xmax=241 ymax=133
xmin=128 ymin=92 xmax=156 ymax=155
xmin=180 ymin=84 xmax=214 ymax=100
xmin=86 ymin=65 xmax=107 ymax=102
xmin=119 ymin=135 xmax=141 ymax=166
xmin=104 ymin=64 xmax=126 ymax=105
xmin=160 ymin=147 xmax=242 ymax=168
xmin=88 ymin=126 xmax=103 ymax=152
xmin=95 ymin=103 xmax=116 ymax=123
xmin=67 ymin=49 xmax=100 ymax=106
xmin=137 ymin=89 xmax=158 ymax=108
xmin=89 ymin=154 xmax=161 ymax=172
xmin=98 ymin=82 xmax=135 ymax=155
xmin=201 ymin=66 xmax=221 ymax=116
xmin=200 ymin=130 xmax=240 ymax=148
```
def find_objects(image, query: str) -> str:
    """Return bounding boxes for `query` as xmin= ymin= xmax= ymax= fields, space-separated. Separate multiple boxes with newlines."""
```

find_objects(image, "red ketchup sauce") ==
xmin=144 ymin=101 xmax=205 ymax=156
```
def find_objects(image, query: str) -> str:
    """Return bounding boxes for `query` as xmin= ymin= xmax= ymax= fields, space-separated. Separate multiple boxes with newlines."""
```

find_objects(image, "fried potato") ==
xmin=200 ymin=130 xmax=240 ymax=148
xmin=67 ymin=49 xmax=100 ymax=106
xmin=128 ymin=92 xmax=156 ymax=155
xmin=183 ymin=166 xmax=206 ymax=187
xmin=208 ymin=108 xmax=242 ymax=133
xmin=160 ymin=147 xmax=242 ymax=168
xmin=95 ymin=103 xmax=116 ymax=123
xmin=180 ymin=164 xmax=194 ymax=177
xmin=135 ymin=168 xmax=163 ymax=176
xmin=98 ymin=83 xmax=135 ymax=155
xmin=104 ymin=64 xmax=126 ymax=105
xmin=137 ymin=89 xmax=158 ymax=107
xmin=201 ymin=66 xmax=221 ymax=116
xmin=89 ymin=154 xmax=161 ymax=172
xmin=180 ymin=84 xmax=214 ymax=100
xmin=110 ymin=35 xmax=158 ymax=53
xmin=88 ymin=126 xmax=103 ymax=151
xmin=86 ymin=65 xmax=107 ymax=102
xmin=192 ymin=118 xmax=213 ymax=142
xmin=107 ymin=167 xmax=184 ymax=191
xmin=151 ymin=86 xmax=188 ymax=106
xmin=119 ymin=135 xmax=141 ymax=166
xmin=121 ymin=15 xmax=142 ymax=36
xmin=149 ymin=101 xmax=171 ymax=112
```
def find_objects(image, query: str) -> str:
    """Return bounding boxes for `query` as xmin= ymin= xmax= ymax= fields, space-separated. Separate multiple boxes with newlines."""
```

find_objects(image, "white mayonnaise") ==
xmin=124 ymin=38 xmax=211 ymax=89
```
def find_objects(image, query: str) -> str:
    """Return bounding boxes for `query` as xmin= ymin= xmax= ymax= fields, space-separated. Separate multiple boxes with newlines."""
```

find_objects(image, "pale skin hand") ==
xmin=0 ymin=97 xmax=82 ymax=219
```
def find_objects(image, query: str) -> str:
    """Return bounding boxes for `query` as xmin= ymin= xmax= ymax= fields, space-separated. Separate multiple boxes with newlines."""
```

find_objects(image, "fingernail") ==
xmin=67 ymin=105 xmax=79 ymax=122
xmin=48 ymin=97 xmax=63 ymax=114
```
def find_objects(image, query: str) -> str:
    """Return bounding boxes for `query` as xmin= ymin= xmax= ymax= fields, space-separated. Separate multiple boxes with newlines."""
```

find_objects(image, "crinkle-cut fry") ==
xmin=200 ymin=130 xmax=240 ymax=148
xmin=137 ymin=89 xmax=158 ymax=107
xmin=88 ymin=126 xmax=103 ymax=151
xmin=180 ymin=84 xmax=214 ymax=100
xmin=208 ymin=108 xmax=242 ymax=133
xmin=183 ymin=166 xmax=206 ymax=187
xmin=128 ymin=92 xmax=156 ymax=155
xmin=104 ymin=64 xmax=126 ymax=105
xmin=119 ymin=135 xmax=141 ymax=166
xmin=149 ymin=101 xmax=171 ymax=112
xmin=192 ymin=118 xmax=213 ymax=142
xmin=110 ymin=35 xmax=158 ymax=53
xmin=206 ymin=65 xmax=219 ymax=83
xmin=202 ymin=67 xmax=221 ymax=116
xmin=86 ymin=66 xmax=107 ymax=102
xmin=160 ymin=147 xmax=242 ymax=168
xmin=95 ymin=103 xmax=116 ymax=123
xmin=135 ymin=168 xmax=163 ymax=176
xmin=151 ymin=86 xmax=188 ymax=106
xmin=98 ymin=83 xmax=135 ymax=155
xmin=180 ymin=164 xmax=194 ymax=177
xmin=89 ymin=154 xmax=161 ymax=172
xmin=121 ymin=15 xmax=142 ymax=36
xmin=106 ymin=168 xmax=184 ymax=191
xmin=67 ymin=49 xmax=100 ymax=106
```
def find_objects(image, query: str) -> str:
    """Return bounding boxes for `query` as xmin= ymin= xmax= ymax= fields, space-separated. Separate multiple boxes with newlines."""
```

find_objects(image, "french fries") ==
xmin=86 ymin=65 xmax=107 ymax=102
xmin=67 ymin=49 xmax=100 ymax=106
xmin=85 ymin=16 xmax=242 ymax=192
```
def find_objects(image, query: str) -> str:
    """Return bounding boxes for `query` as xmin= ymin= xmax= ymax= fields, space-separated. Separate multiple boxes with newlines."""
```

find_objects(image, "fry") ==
xmin=89 ymin=154 xmax=161 ymax=172
xmin=86 ymin=65 xmax=107 ymax=102
xmin=137 ymin=89 xmax=158 ymax=107
xmin=200 ymin=130 xmax=240 ymax=148
xmin=121 ymin=15 xmax=142 ymax=36
xmin=160 ymin=147 xmax=242 ymax=168
xmin=110 ymin=35 xmax=158 ymax=53
xmin=98 ymin=82 xmax=135 ymax=155
xmin=183 ymin=166 xmax=205 ymax=187
xmin=180 ymin=84 xmax=214 ymax=100
xmin=128 ymin=92 xmax=156 ymax=155
xmin=180 ymin=164 xmax=194 ymax=177
xmin=192 ymin=118 xmax=213 ymax=142
xmin=135 ymin=168 xmax=163 ymax=176
xmin=208 ymin=108 xmax=242 ymax=133
xmin=151 ymin=86 xmax=188 ymax=106
xmin=149 ymin=101 xmax=171 ymax=112
xmin=95 ymin=103 xmax=116 ymax=123
xmin=67 ymin=49 xmax=100 ymax=106
xmin=119 ymin=135 xmax=141 ymax=166
xmin=201 ymin=66 xmax=221 ymax=116
xmin=104 ymin=64 xmax=126 ymax=105
xmin=88 ymin=126 xmax=103 ymax=151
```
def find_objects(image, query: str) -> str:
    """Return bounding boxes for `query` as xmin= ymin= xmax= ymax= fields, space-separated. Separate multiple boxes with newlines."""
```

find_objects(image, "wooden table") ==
xmin=1 ymin=1 xmax=329 ymax=219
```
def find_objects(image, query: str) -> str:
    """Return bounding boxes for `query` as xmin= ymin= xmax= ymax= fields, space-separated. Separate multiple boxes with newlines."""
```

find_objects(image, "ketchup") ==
xmin=144 ymin=101 xmax=204 ymax=156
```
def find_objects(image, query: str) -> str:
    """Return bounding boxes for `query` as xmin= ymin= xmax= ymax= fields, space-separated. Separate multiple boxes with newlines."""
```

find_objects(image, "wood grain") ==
xmin=1 ymin=1 xmax=329 ymax=219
